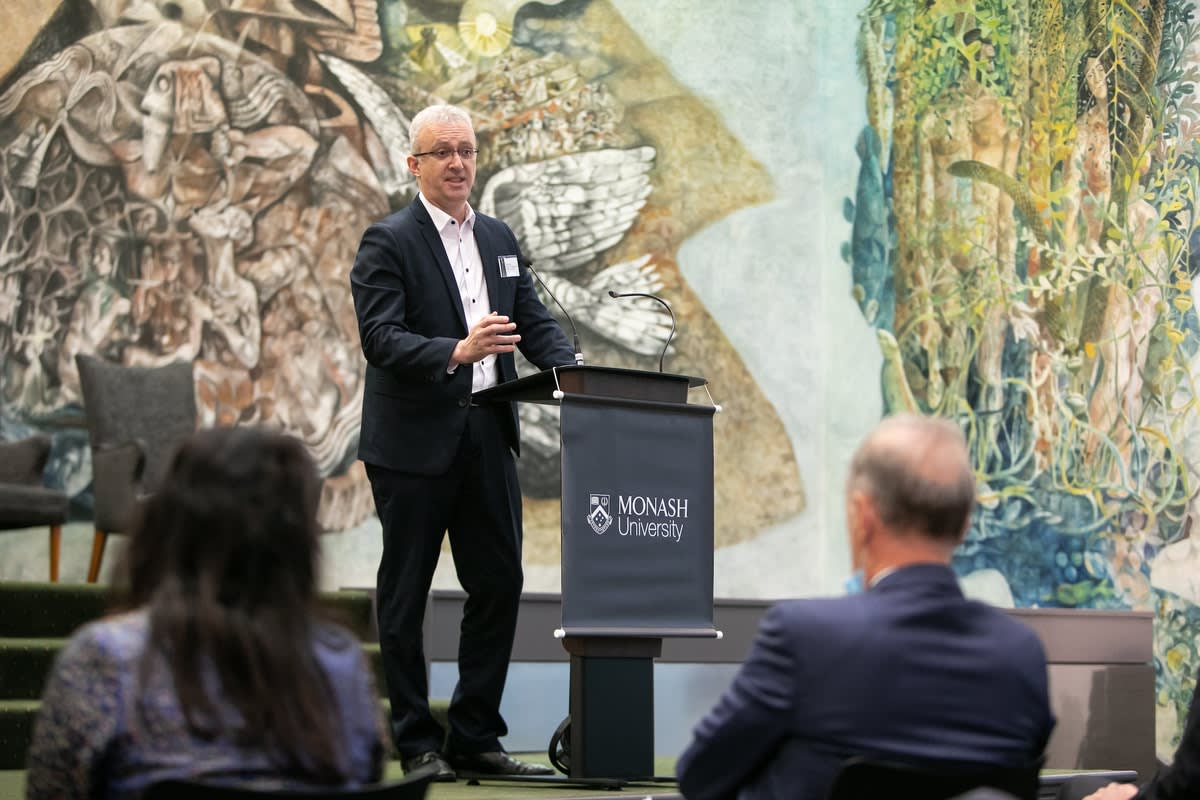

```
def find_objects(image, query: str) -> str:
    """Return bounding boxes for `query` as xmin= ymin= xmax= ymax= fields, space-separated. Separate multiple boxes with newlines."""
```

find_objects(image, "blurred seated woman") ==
xmin=25 ymin=427 xmax=386 ymax=799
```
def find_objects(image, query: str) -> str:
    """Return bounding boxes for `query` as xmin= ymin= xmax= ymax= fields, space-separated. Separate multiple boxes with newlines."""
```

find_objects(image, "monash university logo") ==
xmin=588 ymin=493 xmax=612 ymax=534
xmin=585 ymin=492 xmax=688 ymax=542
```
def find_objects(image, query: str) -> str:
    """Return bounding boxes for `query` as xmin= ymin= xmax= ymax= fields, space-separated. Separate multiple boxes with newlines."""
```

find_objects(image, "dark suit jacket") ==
xmin=350 ymin=197 xmax=574 ymax=474
xmin=675 ymin=564 xmax=1055 ymax=800
xmin=1134 ymin=666 xmax=1200 ymax=800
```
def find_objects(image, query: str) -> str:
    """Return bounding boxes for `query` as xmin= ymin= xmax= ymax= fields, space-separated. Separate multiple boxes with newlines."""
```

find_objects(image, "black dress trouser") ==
xmin=365 ymin=403 xmax=524 ymax=757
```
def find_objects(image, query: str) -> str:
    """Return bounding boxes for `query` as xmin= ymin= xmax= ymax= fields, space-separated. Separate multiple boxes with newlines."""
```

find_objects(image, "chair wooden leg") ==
xmin=87 ymin=529 xmax=108 ymax=583
xmin=49 ymin=525 xmax=62 ymax=583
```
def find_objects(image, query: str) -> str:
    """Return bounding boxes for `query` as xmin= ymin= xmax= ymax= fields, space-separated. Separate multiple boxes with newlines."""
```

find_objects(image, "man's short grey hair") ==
xmin=409 ymin=104 xmax=474 ymax=152
xmin=847 ymin=414 xmax=976 ymax=542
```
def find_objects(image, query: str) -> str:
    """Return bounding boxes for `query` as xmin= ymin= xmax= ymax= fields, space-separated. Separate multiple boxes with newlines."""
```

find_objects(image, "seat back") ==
xmin=142 ymin=774 xmax=432 ymax=800
xmin=826 ymin=756 xmax=1042 ymax=800
xmin=75 ymin=353 xmax=197 ymax=531
xmin=0 ymin=435 xmax=51 ymax=486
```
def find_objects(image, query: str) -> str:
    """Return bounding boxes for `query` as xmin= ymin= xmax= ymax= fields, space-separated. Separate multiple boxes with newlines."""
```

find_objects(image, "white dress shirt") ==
xmin=418 ymin=193 xmax=497 ymax=392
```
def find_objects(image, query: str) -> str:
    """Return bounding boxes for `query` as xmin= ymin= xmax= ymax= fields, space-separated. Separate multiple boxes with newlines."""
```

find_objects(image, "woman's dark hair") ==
xmin=121 ymin=426 xmax=347 ymax=782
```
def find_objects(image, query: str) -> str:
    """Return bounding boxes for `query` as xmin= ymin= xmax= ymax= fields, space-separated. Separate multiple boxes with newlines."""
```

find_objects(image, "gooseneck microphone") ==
xmin=526 ymin=260 xmax=584 ymax=365
xmin=607 ymin=290 xmax=676 ymax=373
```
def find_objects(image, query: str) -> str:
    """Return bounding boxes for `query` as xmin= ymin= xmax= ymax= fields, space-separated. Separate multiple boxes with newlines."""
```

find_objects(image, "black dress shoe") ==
xmin=401 ymin=751 xmax=456 ymax=782
xmin=447 ymin=751 xmax=555 ymax=776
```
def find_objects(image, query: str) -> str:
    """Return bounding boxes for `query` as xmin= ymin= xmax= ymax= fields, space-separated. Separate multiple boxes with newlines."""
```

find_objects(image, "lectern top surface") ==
xmin=551 ymin=364 xmax=707 ymax=387
xmin=472 ymin=364 xmax=707 ymax=406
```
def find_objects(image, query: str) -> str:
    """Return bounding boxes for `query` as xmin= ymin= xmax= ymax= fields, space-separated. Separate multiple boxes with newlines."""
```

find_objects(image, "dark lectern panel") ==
xmin=472 ymin=364 xmax=704 ymax=406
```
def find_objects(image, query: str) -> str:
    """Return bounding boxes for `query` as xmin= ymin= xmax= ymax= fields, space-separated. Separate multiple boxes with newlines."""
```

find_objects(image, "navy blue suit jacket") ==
xmin=350 ymin=197 xmax=574 ymax=474
xmin=1134 ymin=664 xmax=1200 ymax=799
xmin=676 ymin=564 xmax=1055 ymax=800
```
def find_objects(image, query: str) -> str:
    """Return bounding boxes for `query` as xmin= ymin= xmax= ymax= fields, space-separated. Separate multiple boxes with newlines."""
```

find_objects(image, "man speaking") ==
xmin=350 ymin=104 xmax=574 ymax=781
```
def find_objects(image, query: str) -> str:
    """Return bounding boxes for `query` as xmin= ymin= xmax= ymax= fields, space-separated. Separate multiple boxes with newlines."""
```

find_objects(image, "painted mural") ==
xmin=0 ymin=1 xmax=803 ymax=557
xmin=851 ymin=0 xmax=1200 ymax=756
xmin=17 ymin=0 xmax=1200 ymax=761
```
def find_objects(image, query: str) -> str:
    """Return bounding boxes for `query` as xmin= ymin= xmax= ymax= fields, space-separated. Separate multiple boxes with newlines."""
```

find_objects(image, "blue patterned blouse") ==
xmin=25 ymin=610 xmax=387 ymax=800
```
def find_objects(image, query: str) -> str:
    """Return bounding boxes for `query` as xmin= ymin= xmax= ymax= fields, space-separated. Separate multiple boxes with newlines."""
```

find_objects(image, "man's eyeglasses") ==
xmin=412 ymin=147 xmax=479 ymax=161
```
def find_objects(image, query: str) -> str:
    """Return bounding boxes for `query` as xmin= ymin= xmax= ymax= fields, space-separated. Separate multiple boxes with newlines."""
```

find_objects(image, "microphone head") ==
xmin=607 ymin=290 xmax=619 ymax=298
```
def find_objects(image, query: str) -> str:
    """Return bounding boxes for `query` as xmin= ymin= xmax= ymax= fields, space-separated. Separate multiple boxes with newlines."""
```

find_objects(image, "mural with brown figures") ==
xmin=0 ymin=0 xmax=803 ymax=557
xmin=850 ymin=0 xmax=1200 ymax=754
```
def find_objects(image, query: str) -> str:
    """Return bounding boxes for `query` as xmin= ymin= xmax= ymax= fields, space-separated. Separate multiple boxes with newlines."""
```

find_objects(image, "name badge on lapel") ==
xmin=498 ymin=255 xmax=520 ymax=278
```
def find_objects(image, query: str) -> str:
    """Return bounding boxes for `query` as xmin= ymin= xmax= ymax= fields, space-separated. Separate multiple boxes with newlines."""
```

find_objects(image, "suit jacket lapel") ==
xmin=411 ymin=197 xmax=468 ymax=333
xmin=474 ymin=217 xmax=502 ymax=314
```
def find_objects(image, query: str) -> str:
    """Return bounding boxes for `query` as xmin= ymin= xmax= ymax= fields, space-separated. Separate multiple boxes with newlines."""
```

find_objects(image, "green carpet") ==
xmin=0 ymin=756 xmax=681 ymax=799
xmin=0 ymin=581 xmax=378 ymax=770
xmin=0 ymin=582 xmax=376 ymax=640
xmin=0 ymin=580 xmax=680 ymax=796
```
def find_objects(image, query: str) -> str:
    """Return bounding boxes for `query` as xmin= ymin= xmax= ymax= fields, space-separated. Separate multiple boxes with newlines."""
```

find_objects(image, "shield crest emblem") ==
xmin=588 ymin=493 xmax=612 ymax=534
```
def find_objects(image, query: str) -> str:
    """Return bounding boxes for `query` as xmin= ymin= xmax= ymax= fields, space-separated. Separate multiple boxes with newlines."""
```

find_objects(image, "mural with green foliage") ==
xmin=849 ymin=0 xmax=1200 ymax=754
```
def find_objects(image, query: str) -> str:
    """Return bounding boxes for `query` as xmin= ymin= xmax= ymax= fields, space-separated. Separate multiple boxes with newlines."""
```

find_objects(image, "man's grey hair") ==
xmin=847 ymin=413 xmax=976 ymax=542
xmin=409 ymin=104 xmax=474 ymax=152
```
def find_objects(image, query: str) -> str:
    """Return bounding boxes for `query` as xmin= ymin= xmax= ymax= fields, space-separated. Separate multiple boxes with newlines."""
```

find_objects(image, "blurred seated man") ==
xmin=675 ymin=414 xmax=1056 ymax=800
xmin=25 ymin=427 xmax=386 ymax=800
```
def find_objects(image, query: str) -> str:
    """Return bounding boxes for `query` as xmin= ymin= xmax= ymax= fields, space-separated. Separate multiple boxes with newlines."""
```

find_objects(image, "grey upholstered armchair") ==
xmin=0 ymin=435 xmax=70 ymax=581
xmin=75 ymin=354 xmax=197 ymax=582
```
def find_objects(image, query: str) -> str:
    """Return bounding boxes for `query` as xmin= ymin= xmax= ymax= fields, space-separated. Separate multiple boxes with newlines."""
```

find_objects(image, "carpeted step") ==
xmin=429 ymin=698 xmax=449 ymax=736
xmin=0 ymin=645 xmax=442 ymax=770
xmin=319 ymin=590 xmax=376 ymax=642
xmin=0 ymin=700 xmax=37 ymax=770
xmin=377 ymin=698 xmax=450 ymax=747
xmin=0 ymin=641 xmax=382 ymax=702
xmin=0 ymin=583 xmax=108 ymax=638
xmin=0 ymin=695 xmax=450 ymax=772
xmin=362 ymin=642 xmax=385 ymax=692
xmin=0 ymin=581 xmax=393 ymax=772
xmin=0 ymin=639 xmax=62 ymax=700
xmin=0 ymin=582 xmax=376 ymax=641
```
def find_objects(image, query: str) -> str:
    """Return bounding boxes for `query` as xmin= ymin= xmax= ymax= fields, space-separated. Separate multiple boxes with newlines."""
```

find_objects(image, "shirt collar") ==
xmin=870 ymin=563 xmax=962 ymax=594
xmin=419 ymin=192 xmax=475 ymax=232
xmin=868 ymin=566 xmax=900 ymax=588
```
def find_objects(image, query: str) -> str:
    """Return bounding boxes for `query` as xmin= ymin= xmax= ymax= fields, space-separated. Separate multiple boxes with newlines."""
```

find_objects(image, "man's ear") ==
xmin=851 ymin=491 xmax=879 ymax=547
xmin=407 ymin=155 xmax=420 ymax=177
xmin=953 ymin=515 xmax=970 ymax=547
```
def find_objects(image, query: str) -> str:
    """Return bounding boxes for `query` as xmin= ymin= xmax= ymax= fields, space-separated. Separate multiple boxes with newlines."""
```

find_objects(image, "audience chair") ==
xmin=826 ymin=756 xmax=1043 ymax=800
xmin=75 ymin=353 xmax=197 ymax=582
xmin=0 ymin=435 xmax=70 ymax=581
xmin=142 ymin=773 xmax=433 ymax=800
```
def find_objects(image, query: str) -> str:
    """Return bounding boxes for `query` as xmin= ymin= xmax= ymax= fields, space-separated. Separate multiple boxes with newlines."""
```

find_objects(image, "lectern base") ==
xmin=563 ymin=636 xmax=661 ymax=779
